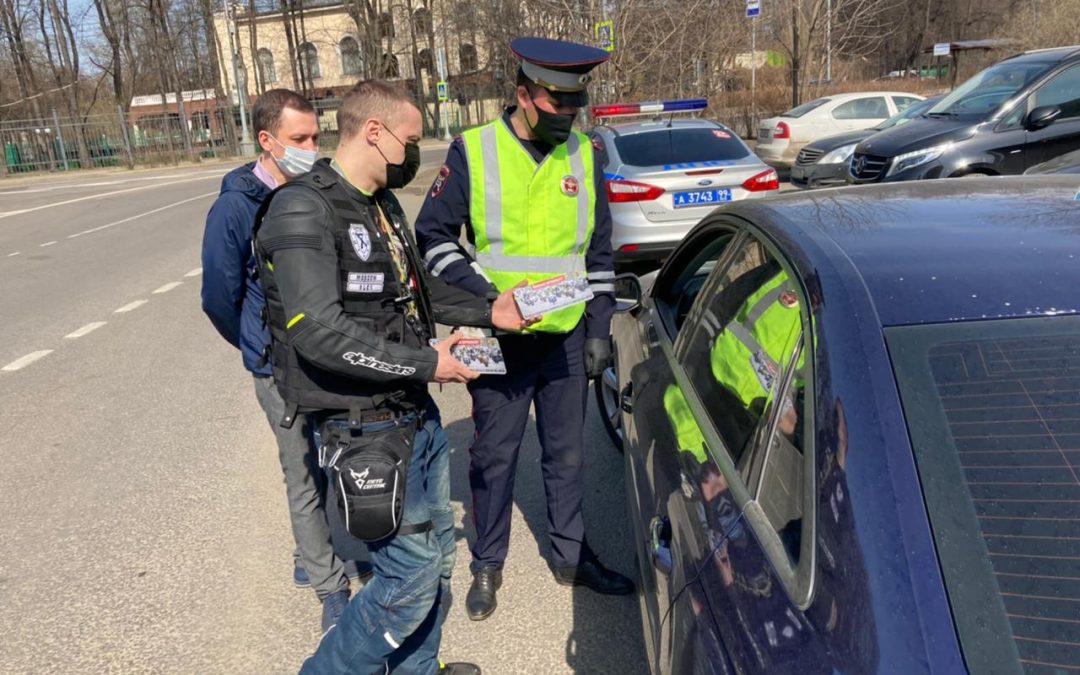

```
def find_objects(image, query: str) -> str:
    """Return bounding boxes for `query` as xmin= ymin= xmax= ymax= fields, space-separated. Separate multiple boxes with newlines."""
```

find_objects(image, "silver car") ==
xmin=588 ymin=118 xmax=778 ymax=270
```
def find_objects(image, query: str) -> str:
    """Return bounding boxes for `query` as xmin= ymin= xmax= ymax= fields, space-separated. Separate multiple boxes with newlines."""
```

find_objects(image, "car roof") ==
xmin=593 ymin=118 xmax=729 ymax=136
xmin=718 ymin=177 xmax=1080 ymax=327
xmin=807 ymin=91 xmax=921 ymax=103
xmin=1003 ymin=45 xmax=1080 ymax=64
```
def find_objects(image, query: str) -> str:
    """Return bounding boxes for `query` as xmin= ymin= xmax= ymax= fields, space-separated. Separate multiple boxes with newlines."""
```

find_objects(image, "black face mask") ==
xmin=527 ymin=92 xmax=576 ymax=146
xmin=378 ymin=124 xmax=421 ymax=189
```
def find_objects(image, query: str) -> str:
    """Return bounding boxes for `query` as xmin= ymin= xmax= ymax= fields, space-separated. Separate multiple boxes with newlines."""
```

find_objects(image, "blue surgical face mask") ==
xmin=269 ymin=134 xmax=318 ymax=177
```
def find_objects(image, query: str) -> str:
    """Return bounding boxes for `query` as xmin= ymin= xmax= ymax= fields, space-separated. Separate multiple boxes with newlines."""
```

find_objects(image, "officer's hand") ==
xmin=492 ymin=281 xmax=539 ymax=332
xmin=584 ymin=337 xmax=612 ymax=379
xmin=433 ymin=332 xmax=480 ymax=383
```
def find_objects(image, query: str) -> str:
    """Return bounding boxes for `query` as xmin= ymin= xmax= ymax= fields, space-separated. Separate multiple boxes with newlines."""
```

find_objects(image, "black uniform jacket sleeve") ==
xmin=413 ymin=138 xmax=496 ymax=298
xmin=259 ymin=185 xmax=438 ymax=385
xmin=584 ymin=154 xmax=616 ymax=341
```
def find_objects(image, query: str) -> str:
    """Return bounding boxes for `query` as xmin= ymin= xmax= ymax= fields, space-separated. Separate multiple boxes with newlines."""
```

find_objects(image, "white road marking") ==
xmin=0 ymin=174 xmax=220 ymax=220
xmin=184 ymin=268 xmax=202 ymax=278
xmin=2 ymin=350 xmax=53 ymax=372
xmin=65 ymin=321 xmax=107 ymax=339
xmin=40 ymin=240 xmax=57 ymax=247
xmin=68 ymin=191 xmax=217 ymax=239
xmin=0 ymin=168 xmax=225 ymax=196
xmin=114 ymin=300 xmax=147 ymax=313
xmin=6 ymin=252 xmax=19 ymax=257
xmin=153 ymin=281 xmax=182 ymax=294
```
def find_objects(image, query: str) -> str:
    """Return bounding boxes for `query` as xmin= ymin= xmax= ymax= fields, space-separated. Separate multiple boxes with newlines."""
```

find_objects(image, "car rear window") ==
xmin=781 ymin=98 xmax=830 ymax=118
xmin=612 ymin=128 xmax=750 ymax=167
xmin=887 ymin=316 xmax=1080 ymax=675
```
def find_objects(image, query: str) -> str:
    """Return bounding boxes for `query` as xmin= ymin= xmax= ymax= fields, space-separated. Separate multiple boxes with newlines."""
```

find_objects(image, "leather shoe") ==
xmin=465 ymin=566 xmax=501 ymax=621
xmin=438 ymin=662 xmax=481 ymax=675
xmin=553 ymin=558 xmax=635 ymax=595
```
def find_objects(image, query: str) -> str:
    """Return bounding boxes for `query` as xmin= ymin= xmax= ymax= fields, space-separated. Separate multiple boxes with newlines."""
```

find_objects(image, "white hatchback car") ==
xmin=756 ymin=91 xmax=924 ymax=167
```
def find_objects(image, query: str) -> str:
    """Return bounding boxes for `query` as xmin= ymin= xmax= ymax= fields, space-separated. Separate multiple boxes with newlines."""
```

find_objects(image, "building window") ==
xmin=459 ymin=43 xmax=477 ymax=72
xmin=257 ymin=48 xmax=277 ymax=84
xmin=340 ymin=37 xmax=362 ymax=76
xmin=299 ymin=42 xmax=320 ymax=80
xmin=413 ymin=7 xmax=432 ymax=35
xmin=416 ymin=48 xmax=434 ymax=73
xmin=381 ymin=53 xmax=400 ymax=78
xmin=378 ymin=12 xmax=394 ymax=39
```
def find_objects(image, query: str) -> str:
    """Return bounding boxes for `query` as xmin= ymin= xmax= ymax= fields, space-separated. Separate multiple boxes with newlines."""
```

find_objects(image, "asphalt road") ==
xmin=0 ymin=152 xmax=648 ymax=674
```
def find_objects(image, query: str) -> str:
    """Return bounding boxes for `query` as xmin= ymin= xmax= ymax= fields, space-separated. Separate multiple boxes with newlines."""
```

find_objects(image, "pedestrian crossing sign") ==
xmin=437 ymin=81 xmax=448 ymax=102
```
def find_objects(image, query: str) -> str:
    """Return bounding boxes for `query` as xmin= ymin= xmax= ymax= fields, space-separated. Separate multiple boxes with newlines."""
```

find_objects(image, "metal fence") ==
xmin=0 ymin=104 xmax=243 ymax=176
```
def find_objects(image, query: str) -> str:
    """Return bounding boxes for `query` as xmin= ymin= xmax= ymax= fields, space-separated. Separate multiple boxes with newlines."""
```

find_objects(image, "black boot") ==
xmin=465 ymin=566 xmax=502 ymax=621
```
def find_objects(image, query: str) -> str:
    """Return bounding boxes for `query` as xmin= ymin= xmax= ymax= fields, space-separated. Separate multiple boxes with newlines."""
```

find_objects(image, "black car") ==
xmin=791 ymin=96 xmax=940 ymax=188
xmin=600 ymin=176 xmax=1080 ymax=674
xmin=1025 ymin=146 xmax=1080 ymax=174
xmin=849 ymin=45 xmax=1080 ymax=183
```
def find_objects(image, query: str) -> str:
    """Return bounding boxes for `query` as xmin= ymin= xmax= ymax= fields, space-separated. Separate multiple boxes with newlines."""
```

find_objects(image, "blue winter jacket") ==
xmin=200 ymin=163 xmax=274 ymax=376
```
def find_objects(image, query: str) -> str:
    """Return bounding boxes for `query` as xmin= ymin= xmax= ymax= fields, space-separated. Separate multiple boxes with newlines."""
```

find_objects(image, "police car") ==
xmin=588 ymin=99 xmax=778 ymax=271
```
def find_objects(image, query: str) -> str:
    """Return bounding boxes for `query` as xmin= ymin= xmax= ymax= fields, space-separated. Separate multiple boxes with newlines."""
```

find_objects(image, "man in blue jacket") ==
xmin=200 ymin=88 xmax=358 ymax=631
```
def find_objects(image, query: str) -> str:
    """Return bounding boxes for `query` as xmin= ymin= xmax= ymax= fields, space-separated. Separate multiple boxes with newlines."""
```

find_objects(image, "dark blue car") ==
xmin=601 ymin=176 xmax=1080 ymax=673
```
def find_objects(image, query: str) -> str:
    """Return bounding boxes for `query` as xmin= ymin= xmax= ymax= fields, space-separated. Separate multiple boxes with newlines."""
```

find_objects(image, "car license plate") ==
xmin=759 ymin=128 xmax=771 ymax=140
xmin=673 ymin=189 xmax=732 ymax=209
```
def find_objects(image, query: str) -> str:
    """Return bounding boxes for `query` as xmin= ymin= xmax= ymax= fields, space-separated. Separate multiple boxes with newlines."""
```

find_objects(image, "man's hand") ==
xmin=584 ymin=337 xmax=612 ymax=379
xmin=492 ymin=281 xmax=539 ymax=332
xmin=433 ymin=332 xmax=480 ymax=383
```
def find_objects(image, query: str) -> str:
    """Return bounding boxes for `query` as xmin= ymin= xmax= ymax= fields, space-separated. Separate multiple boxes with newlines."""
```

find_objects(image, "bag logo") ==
xmin=349 ymin=466 xmax=386 ymax=491
xmin=561 ymin=175 xmax=579 ymax=197
xmin=349 ymin=224 xmax=371 ymax=261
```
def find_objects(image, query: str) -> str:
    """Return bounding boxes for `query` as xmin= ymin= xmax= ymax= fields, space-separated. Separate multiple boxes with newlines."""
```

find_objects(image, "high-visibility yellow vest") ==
xmin=709 ymin=272 xmax=803 ymax=408
xmin=663 ymin=384 xmax=708 ymax=464
xmin=461 ymin=119 xmax=596 ymax=333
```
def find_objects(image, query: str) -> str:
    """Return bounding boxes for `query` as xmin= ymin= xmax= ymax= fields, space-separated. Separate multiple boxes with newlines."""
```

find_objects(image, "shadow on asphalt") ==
xmin=441 ymin=383 xmax=650 ymax=675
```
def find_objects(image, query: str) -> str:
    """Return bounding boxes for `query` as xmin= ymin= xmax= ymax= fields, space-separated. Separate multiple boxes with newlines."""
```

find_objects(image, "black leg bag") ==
xmin=321 ymin=419 xmax=417 ymax=542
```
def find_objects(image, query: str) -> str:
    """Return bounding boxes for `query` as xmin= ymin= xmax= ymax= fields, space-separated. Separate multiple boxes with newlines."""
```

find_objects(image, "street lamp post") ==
xmin=224 ymin=0 xmax=255 ymax=156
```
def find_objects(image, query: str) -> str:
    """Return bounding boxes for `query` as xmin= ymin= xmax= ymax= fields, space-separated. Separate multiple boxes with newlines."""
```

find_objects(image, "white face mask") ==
xmin=268 ymin=134 xmax=317 ymax=177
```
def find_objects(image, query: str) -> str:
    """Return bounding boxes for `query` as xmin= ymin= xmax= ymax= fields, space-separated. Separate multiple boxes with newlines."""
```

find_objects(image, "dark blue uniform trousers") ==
xmin=466 ymin=321 xmax=588 ymax=573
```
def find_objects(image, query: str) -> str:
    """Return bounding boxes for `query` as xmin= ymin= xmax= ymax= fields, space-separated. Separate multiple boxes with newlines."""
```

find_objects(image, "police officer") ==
xmin=415 ymin=37 xmax=634 ymax=622
xmin=254 ymin=79 xmax=530 ymax=674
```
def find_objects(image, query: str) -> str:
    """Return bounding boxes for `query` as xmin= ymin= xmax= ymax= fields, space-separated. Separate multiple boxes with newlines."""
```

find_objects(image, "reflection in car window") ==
xmin=679 ymin=238 xmax=803 ymax=466
xmin=893 ymin=95 xmax=921 ymax=111
xmin=832 ymin=97 xmax=889 ymax=120
xmin=1033 ymin=64 xmax=1080 ymax=119
xmin=746 ymin=338 xmax=807 ymax=565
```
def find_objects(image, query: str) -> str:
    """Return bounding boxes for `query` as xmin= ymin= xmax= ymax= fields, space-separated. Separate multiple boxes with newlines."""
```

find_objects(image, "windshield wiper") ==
xmin=924 ymin=111 xmax=956 ymax=118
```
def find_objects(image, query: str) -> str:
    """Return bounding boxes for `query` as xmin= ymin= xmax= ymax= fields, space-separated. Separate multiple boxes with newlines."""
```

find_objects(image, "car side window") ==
xmin=676 ymin=237 xmax=803 ymax=468
xmin=1033 ymin=65 xmax=1080 ymax=119
xmin=654 ymin=229 xmax=737 ymax=338
xmin=832 ymin=97 xmax=889 ymax=120
xmin=892 ymin=95 xmax=921 ymax=111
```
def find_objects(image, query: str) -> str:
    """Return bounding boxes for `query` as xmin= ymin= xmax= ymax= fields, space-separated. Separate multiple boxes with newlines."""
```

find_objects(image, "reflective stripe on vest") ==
xmin=462 ymin=119 xmax=596 ymax=333
xmin=709 ymin=272 xmax=802 ymax=407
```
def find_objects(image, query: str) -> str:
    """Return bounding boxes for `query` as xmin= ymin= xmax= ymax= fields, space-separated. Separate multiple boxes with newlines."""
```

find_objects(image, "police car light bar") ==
xmin=591 ymin=98 xmax=708 ymax=118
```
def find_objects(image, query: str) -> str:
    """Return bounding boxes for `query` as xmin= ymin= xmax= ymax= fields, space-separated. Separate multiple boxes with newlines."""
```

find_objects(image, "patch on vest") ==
xmin=430 ymin=164 xmax=451 ymax=199
xmin=347 ymin=272 xmax=385 ymax=293
xmin=349 ymin=224 xmax=372 ymax=261
xmin=779 ymin=291 xmax=799 ymax=308
xmin=561 ymin=175 xmax=579 ymax=197
xmin=749 ymin=350 xmax=778 ymax=394
xmin=342 ymin=351 xmax=416 ymax=376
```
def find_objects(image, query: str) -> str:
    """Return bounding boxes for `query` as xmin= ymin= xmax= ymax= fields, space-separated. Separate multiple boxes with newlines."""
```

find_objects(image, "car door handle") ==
xmin=650 ymin=516 xmax=673 ymax=576
xmin=621 ymin=382 xmax=634 ymax=413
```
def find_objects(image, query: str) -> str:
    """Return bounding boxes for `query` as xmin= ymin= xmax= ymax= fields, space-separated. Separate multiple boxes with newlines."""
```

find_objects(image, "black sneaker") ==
xmin=438 ymin=662 xmax=481 ymax=675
